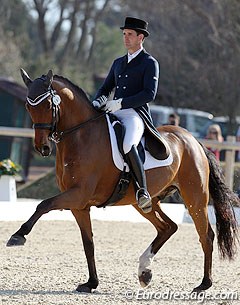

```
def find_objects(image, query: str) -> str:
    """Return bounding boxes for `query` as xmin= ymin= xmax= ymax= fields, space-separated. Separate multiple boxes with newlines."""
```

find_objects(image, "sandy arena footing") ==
xmin=1 ymin=220 xmax=239 ymax=305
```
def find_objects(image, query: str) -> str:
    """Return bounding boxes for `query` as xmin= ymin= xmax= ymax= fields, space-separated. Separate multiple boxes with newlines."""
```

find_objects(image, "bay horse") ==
xmin=7 ymin=69 xmax=239 ymax=293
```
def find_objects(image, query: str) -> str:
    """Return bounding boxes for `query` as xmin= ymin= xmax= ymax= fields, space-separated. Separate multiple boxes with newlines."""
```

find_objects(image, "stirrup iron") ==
xmin=136 ymin=188 xmax=152 ymax=213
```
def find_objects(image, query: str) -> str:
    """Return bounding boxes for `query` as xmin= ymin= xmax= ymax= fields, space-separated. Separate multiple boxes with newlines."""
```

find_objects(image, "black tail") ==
xmin=202 ymin=145 xmax=239 ymax=259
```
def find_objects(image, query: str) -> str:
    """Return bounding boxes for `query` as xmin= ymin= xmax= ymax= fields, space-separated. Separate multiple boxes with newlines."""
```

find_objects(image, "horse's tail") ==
xmin=201 ymin=144 xmax=239 ymax=259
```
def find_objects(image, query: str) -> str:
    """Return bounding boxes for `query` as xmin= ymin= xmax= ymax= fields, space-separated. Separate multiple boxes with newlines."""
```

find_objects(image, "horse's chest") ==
xmin=56 ymin=160 xmax=80 ymax=190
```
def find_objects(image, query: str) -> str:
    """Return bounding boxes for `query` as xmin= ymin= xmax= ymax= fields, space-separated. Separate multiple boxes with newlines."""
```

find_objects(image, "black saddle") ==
xmin=108 ymin=113 xmax=169 ymax=161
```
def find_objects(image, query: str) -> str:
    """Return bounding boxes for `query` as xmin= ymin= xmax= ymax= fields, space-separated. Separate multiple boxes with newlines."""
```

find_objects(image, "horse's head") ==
xmin=21 ymin=68 xmax=60 ymax=156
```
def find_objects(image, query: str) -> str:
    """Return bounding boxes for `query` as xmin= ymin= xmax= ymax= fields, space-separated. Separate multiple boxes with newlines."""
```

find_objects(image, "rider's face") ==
xmin=122 ymin=29 xmax=144 ymax=54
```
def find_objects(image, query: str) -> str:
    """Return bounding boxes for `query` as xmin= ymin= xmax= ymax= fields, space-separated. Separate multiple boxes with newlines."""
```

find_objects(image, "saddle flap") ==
xmin=108 ymin=114 xmax=125 ymax=157
xmin=145 ymin=131 xmax=170 ymax=160
xmin=108 ymin=113 xmax=145 ymax=163
xmin=106 ymin=114 xmax=173 ymax=172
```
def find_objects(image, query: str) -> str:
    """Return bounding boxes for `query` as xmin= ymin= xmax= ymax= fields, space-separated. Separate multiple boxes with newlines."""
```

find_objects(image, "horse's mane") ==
xmin=53 ymin=75 xmax=91 ymax=103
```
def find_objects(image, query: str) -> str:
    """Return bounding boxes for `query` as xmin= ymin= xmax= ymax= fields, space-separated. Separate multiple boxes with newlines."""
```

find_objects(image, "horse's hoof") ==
xmin=139 ymin=269 xmax=152 ymax=287
xmin=6 ymin=235 xmax=26 ymax=247
xmin=192 ymin=278 xmax=212 ymax=293
xmin=76 ymin=284 xmax=92 ymax=293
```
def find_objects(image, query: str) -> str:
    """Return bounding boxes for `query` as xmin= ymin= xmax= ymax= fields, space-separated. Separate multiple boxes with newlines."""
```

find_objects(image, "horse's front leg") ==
xmin=71 ymin=208 xmax=99 ymax=293
xmin=6 ymin=189 xmax=83 ymax=246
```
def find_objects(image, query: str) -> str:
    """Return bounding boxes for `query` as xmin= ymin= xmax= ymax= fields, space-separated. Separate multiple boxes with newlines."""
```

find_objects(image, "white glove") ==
xmin=103 ymin=98 xmax=122 ymax=113
xmin=92 ymin=95 xmax=107 ymax=109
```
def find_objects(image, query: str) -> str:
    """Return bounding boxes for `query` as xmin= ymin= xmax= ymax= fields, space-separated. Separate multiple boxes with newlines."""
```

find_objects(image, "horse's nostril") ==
xmin=41 ymin=145 xmax=51 ymax=156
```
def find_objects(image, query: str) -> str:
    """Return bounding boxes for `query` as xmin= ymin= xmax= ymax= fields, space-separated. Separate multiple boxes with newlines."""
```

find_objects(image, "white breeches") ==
xmin=114 ymin=108 xmax=145 ymax=154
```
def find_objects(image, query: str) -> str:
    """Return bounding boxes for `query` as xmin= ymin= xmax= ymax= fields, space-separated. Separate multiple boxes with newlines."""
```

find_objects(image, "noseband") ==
xmin=26 ymin=87 xmax=105 ymax=143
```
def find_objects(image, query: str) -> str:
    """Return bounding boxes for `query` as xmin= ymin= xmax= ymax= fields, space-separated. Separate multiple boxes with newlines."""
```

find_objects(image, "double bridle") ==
xmin=26 ymin=87 xmax=105 ymax=143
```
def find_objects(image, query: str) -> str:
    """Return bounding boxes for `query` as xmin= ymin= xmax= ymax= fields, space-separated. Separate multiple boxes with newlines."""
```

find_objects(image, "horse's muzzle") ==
xmin=35 ymin=144 xmax=52 ymax=157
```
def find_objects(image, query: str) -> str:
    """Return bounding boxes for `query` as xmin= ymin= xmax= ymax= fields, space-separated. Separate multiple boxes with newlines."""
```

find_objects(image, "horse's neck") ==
xmin=52 ymin=80 xmax=115 ymax=192
xmin=52 ymin=80 xmax=109 ymax=158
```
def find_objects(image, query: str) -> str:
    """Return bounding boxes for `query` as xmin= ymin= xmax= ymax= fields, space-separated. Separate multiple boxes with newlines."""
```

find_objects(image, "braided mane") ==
xmin=53 ymin=75 xmax=90 ymax=103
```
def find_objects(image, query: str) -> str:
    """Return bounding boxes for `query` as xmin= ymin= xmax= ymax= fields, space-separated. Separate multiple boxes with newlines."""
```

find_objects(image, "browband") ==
xmin=26 ymin=89 xmax=61 ymax=106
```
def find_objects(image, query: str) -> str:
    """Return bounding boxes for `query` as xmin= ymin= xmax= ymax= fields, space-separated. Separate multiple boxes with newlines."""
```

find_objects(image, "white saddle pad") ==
xmin=106 ymin=115 xmax=173 ymax=172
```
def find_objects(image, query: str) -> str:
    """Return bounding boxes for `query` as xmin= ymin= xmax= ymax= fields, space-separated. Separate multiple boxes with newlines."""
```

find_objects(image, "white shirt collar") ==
xmin=127 ymin=47 xmax=143 ymax=63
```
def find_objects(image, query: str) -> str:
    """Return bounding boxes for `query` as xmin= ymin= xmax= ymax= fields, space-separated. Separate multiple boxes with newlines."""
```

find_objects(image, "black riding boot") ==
xmin=126 ymin=145 xmax=152 ymax=213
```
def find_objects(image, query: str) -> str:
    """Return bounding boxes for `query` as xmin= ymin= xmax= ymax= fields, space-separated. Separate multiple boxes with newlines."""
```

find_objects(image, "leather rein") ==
xmin=26 ymin=88 xmax=105 ymax=144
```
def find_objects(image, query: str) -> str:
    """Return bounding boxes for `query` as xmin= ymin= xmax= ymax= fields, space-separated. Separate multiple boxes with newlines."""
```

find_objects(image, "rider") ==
xmin=92 ymin=17 xmax=159 ymax=213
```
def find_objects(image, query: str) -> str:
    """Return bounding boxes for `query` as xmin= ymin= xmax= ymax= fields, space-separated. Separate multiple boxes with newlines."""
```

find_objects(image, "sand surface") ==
xmin=1 ymin=220 xmax=239 ymax=305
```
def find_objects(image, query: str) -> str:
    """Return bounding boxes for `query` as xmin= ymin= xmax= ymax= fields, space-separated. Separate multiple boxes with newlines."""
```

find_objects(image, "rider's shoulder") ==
xmin=142 ymin=50 xmax=158 ymax=64
xmin=113 ymin=54 xmax=127 ymax=64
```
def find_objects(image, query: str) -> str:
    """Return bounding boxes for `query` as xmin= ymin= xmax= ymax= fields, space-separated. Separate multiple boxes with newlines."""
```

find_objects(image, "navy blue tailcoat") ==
xmin=95 ymin=49 xmax=159 ymax=114
xmin=95 ymin=49 xmax=169 ymax=159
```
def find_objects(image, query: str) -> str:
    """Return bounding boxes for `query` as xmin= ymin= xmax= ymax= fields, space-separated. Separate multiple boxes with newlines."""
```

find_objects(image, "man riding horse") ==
xmin=93 ymin=17 xmax=160 ymax=213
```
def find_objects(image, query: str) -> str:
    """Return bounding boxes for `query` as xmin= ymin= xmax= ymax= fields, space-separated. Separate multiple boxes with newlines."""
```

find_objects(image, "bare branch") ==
xmin=182 ymin=0 xmax=221 ymax=45
xmin=87 ymin=0 xmax=111 ymax=64
xmin=33 ymin=0 xmax=49 ymax=53
xmin=59 ymin=0 xmax=81 ymax=66
xmin=50 ymin=0 xmax=69 ymax=50
xmin=76 ymin=0 xmax=93 ymax=59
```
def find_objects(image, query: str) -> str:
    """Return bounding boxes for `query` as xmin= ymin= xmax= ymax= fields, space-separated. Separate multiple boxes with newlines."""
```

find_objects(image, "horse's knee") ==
xmin=36 ymin=198 xmax=54 ymax=214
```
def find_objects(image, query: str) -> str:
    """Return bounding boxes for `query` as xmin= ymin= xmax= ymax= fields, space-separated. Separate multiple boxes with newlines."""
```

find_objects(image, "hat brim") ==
xmin=120 ymin=26 xmax=149 ymax=37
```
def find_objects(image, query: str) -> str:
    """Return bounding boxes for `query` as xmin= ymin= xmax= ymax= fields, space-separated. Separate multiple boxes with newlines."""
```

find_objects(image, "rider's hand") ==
xmin=103 ymin=98 xmax=122 ymax=113
xmin=92 ymin=95 xmax=107 ymax=109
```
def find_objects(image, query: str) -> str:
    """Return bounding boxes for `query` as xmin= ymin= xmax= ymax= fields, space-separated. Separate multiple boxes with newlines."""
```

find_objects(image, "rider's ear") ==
xmin=20 ymin=68 xmax=32 ymax=87
xmin=45 ymin=70 xmax=53 ymax=87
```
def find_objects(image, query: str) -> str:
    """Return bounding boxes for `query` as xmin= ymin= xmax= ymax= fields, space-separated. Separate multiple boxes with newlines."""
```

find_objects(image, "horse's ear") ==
xmin=44 ymin=70 xmax=53 ymax=87
xmin=20 ymin=68 xmax=32 ymax=87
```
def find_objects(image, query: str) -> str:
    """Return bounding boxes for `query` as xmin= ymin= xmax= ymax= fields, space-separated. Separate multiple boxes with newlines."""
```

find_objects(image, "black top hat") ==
xmin=120 ymin=17 xmax=149 ymax=37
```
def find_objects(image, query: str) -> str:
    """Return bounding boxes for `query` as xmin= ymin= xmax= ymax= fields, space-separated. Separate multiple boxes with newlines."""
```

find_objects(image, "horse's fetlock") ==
xmin=18 ymin=223 xmax=31 ymax=236
xmin=89 ymin=278 xmax=99 ymax=289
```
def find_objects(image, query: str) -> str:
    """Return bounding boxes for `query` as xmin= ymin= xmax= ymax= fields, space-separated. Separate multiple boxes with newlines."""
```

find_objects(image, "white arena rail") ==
xmin=0 ymin=127 xmax=240 ymax=190
xmin=0 ymin=126 xmax=34 ymax=138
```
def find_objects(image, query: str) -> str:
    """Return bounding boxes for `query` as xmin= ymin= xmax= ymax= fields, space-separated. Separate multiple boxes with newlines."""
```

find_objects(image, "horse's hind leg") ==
xmin=180 ymin=188 xmax=214 ymax=292
xmin=133 ymin=197 xmax=178 ymax=287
